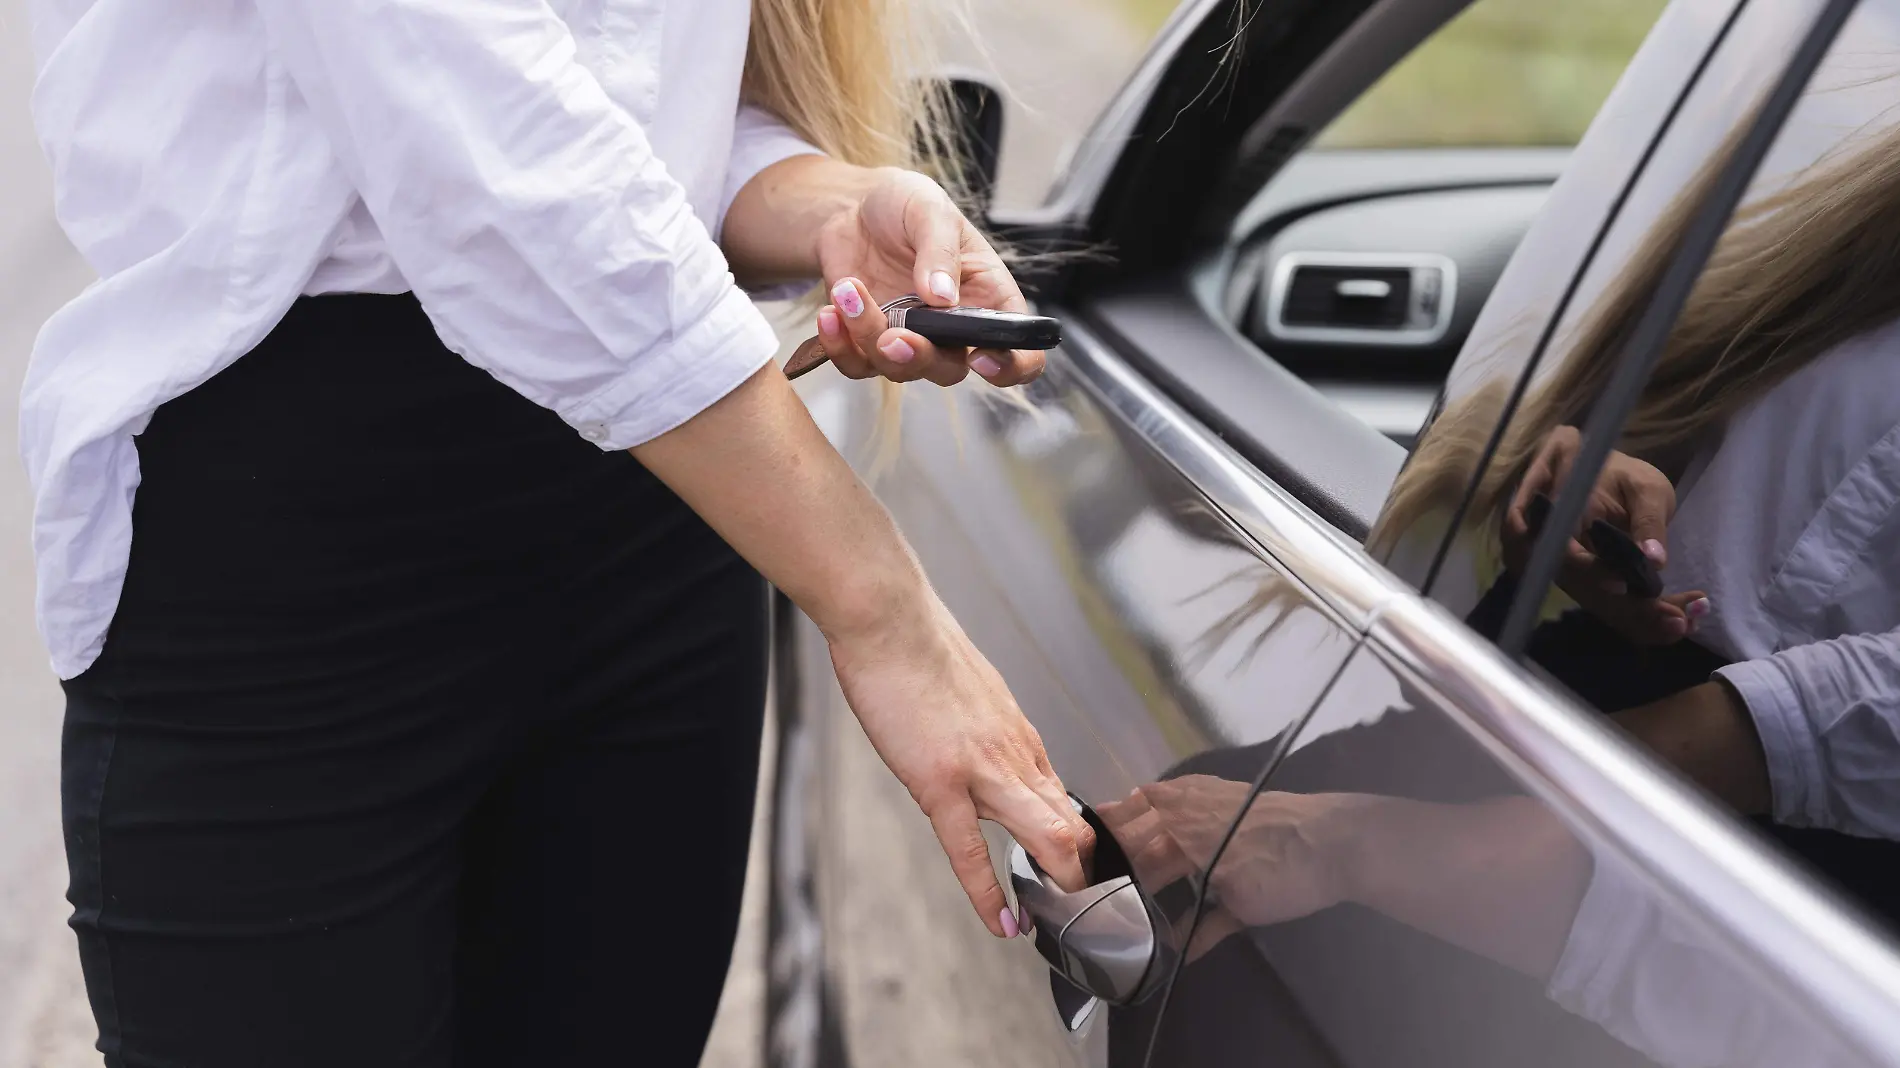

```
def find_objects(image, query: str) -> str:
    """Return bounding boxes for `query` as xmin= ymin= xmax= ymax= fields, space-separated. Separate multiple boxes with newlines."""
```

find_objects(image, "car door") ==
xmin=1113 ymin=0 xmax=1900 ymax=1065
xmin=767 ymin=0 xmax=1900 ymax=1066
xmin=770 ymin=0 xmax=1684 ymax=1064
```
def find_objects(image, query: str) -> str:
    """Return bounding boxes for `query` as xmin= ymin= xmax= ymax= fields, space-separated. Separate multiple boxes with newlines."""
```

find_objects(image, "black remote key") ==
xmin=1523 ymin=492 xmax=1662 ymax=599
xmin=894 ymin=305 xmax=1062 ymax=350
xmin=784 ymin=297 xmax=1064 ymax=380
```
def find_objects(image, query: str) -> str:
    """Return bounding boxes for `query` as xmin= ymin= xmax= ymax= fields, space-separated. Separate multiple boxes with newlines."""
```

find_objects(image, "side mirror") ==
xmin=926 ymin=71 xmax=1006 ymax=218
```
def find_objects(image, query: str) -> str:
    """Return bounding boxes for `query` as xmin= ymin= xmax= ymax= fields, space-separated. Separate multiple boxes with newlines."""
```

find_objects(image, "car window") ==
xmin=1117 ymin=12 xmax=1900 ymax=1065
xmin=1316 ymin=0 xmax=1667 ymax=149
xmin=944 ymin=0 xmax=1187 ymax=209
xmin=1220 ymin=0 xmax=1669 ymax=458
xmin=1390 ymin=0 xmax=1900 ymax=941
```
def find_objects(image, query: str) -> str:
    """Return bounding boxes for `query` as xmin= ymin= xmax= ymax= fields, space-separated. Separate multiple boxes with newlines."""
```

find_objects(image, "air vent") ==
xmin=1282 ymin=266 xmax=1412 ymax=328
xmin=1264 ymin=252 xmax=1457 ymax=347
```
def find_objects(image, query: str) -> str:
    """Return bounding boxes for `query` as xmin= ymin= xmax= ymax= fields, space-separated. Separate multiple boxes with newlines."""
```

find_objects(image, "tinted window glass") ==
xmin=1389 ymin=0 xmax=1900 ymax=937
xmin=1374 ymin=0 xmax=1796 ymax=598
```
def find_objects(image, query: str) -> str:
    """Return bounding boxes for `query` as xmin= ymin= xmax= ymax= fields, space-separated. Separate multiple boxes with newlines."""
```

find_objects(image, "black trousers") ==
xmin=60 ymin=295 xmax=768 ymax=1067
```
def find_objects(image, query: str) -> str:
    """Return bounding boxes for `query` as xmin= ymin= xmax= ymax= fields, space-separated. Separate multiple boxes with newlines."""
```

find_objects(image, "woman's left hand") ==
xmin=812 ymin=167 xmax=1045 ymax=388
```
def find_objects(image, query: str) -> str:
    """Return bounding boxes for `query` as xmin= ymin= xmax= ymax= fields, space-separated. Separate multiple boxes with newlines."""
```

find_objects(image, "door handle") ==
xmin=1005 ymin=796 xmax=1175 ymax=1011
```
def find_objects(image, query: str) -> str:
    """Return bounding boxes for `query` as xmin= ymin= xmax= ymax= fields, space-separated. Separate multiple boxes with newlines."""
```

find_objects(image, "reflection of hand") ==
xmin=1502 ymin=426 xmax=1709 ymax=645
xmin=1100 ymin=778 xmax=1592 ymax=979
xmin=1098 ymin=777 xmax=1381 ymax=956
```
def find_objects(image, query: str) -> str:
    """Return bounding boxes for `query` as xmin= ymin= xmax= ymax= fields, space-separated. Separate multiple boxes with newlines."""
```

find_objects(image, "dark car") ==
xmin=766 ymin=1 xmax=1900 ymax=1065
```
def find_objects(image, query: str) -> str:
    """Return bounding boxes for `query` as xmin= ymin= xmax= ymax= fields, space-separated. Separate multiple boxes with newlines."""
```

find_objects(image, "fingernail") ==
xmin=1687 ymin=597 xmax=1712 ymax=619
xmin=972 ymin=355 xmax=1003 ymax=378
xmin=818 ymin=307 xmax=840 ymax=336
xmin=929 ymin=270 xmax=958 ymax=304
xmin=999 ymin=907 xmax=1020 ymax=938
xmin=832 ymin=280 xmax=864 ymax=318
xmin=880 ymin=337 xmax=915 ymax=364
xmin=1643 ymin=539 xmax=1667 ymax=565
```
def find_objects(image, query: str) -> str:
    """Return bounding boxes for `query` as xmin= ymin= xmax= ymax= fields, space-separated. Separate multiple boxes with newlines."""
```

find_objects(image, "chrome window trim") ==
xmin=1264 ymin=250 xmax=1459 ymax=347
xmin=1056 ymin=321 xmax=1900 ymax=1065
xmin=1057 ymin=319 xmax=1405 ymax=629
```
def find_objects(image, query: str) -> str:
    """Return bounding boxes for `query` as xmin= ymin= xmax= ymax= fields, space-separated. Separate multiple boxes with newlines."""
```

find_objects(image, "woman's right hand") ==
xmin=825 ymin=595 xmax=1095 ymax=938
xmin=629 ymin=364 xmax=1089 ymax=940
xmin=1502 ymin=426 xmax=1710 ymax=645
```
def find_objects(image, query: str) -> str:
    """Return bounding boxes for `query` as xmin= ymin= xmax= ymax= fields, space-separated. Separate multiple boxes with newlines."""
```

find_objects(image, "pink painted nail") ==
xmin=881 ymin=337 xmax=915 ymax=364
xmin=1687 ymin=597 xmax=1712 ymax=619
xmin=1643 ymin=539 xmax=1667 ymax=565
xmin=831 ymin=280 xmax=864 ymax=318
xmin=971 ymin=355 xmax=1003 ymax=378
xmin=818 ymin=307 xmax=840 ymax=336
xmin=929 ymin=270 xmax=958 ymax=304
xmin=999 ymin=907 xmax=1020 ymax=938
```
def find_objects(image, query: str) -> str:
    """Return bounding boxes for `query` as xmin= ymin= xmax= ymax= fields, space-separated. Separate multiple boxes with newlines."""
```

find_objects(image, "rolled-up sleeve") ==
xmin=719 ymin=105 xmax=826 ymax=302
xmin=253 ymin=0 xmax=776 ymax=449
xmin=717 ymin=104 xmax=824 ymax=238
xmin=1717 ymin=627 xmax=1900 ymax=841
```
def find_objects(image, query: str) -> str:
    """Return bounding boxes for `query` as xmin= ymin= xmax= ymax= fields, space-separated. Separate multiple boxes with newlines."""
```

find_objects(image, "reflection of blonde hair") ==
xmin=1373 ymin=116 xmax=1900 ymax=553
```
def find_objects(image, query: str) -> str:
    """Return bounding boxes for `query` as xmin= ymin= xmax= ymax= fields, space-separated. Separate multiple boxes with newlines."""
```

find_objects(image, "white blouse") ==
xmin=22 ymin=0 xmax=820 ymax=679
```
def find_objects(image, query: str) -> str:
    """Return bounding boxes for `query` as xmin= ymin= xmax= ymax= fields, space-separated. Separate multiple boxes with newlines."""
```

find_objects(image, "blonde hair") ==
xmin=1371 ymin=114 xmax=1900 ymax=555
xmin=744 ymin=0 xmax=972 ymax=185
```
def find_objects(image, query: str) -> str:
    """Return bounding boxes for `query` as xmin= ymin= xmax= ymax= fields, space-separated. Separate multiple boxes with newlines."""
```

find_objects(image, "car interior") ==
xmin=1221 ymin=147 xmax=1562 ymax=448
xmin=1038 ymin=0 xmax=1667 ymax=542
xmin=1210 ymin=1 xmax=1661 ymax=453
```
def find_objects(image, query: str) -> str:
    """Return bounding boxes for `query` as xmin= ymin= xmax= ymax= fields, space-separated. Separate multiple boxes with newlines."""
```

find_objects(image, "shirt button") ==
xmin=578 ymin=421 xmax=608 ymax=443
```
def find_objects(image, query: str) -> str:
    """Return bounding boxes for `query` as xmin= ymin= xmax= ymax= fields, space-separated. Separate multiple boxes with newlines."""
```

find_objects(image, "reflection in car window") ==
xmin=1316 ymin=0 xmax=1667 ymax=149
xmin=1385 ymin=0 xmax=1900 ymax=940
xmin=1122 ymin=647 xmax=1878 ymax=1067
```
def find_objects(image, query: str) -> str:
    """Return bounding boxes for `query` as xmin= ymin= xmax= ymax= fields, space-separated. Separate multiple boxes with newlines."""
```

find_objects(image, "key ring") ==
xmin=783 ymin=293 xmax=924 ymax=381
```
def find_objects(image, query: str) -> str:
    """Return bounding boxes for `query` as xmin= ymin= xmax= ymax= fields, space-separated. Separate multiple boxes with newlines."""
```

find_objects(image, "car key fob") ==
xmin=783 ymin=295 xmax=1062 ymax=380
xmin=1584 ymin=518 xmax=1664 ymax=599
xmin=1523 ymin=492 xmax=1663 ymax=599
xmin=894 ymin=304 xmax=1063 ymax=350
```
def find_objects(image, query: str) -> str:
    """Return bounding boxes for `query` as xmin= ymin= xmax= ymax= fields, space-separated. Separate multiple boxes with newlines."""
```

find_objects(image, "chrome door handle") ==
xmin=1005 ymin=796 xmax=1174 ymax=1009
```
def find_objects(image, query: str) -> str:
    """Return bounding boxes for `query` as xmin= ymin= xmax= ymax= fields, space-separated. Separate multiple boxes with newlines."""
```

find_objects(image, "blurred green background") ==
xmin=1112 ymin=0 xmax=1669 ymax=147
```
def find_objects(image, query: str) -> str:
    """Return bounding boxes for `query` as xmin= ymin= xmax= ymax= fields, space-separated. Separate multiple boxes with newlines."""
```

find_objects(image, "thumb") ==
xmin=908 ymin=195 xmax=965 ymax=307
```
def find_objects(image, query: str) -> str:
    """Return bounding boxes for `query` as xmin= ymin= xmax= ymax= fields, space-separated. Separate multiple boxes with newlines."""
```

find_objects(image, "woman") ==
xmin=23 ymin=1 xmax=1093 ymax=1064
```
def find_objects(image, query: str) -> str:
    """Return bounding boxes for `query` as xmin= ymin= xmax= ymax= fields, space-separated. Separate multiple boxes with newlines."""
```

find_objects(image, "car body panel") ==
xmin=774 ymin=0 xmax=1900 ymax=1065
xmin=787 ymin=349 xmax=1369 ymax=1064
